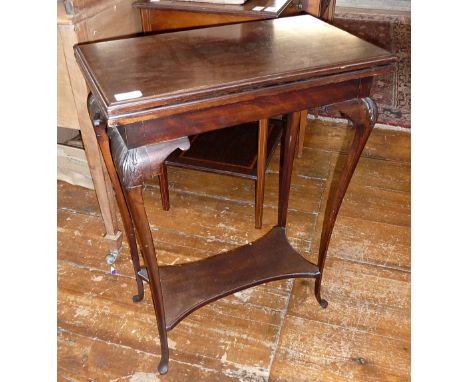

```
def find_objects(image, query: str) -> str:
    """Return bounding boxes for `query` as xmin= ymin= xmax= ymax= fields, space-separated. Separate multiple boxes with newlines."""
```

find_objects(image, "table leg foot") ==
xmin=314 ymin=278 xmax=328 ymax=308
xmin=133 ymin=275 xmax=145 ymax=303
xmin=158 ymin=356 xmax=169 ymax=375
xmin=319 ymin=299 xmax=328 ymax=309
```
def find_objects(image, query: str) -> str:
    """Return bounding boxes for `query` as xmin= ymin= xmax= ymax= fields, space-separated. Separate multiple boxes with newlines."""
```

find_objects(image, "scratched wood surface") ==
xmin=57 ymin=118 xmax=410 ymax=381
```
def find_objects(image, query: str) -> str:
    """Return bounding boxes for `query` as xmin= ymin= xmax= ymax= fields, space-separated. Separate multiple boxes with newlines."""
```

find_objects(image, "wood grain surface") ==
xmin=58 ymin=118 xmax=410 ymax=381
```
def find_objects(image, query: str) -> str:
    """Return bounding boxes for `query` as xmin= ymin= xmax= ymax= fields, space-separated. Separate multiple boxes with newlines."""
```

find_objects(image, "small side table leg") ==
xmin=278 ymin=112 xmax=300 ymax=227
xmin=125 ymin=186 xmax=170 ymax=374
xmin=158 ymin=164 xmax=170 ymax=211
xmin=314 ymin=97 xmax=378 ymax=308
xmin=255 ymin=119 xmax=268 ymax=229
xmin=89 ymin=96 xmax=145 ymax=302
xmin=94 ymin=122 xmax=146 ymax=302
xmin=296 ymin=109 xmax=308 ymax=159
xmin=97 ymin=120 xmax=189 ymax=374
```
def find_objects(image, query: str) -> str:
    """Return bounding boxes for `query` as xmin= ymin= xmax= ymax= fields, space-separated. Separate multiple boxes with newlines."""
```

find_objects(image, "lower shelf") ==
xmin=138 ymin=226 xmax=320 ymax=330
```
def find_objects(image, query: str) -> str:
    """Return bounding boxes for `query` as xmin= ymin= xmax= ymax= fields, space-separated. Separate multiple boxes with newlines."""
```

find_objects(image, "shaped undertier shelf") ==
xmin=138 ymin=226 xmax=320 ymax=330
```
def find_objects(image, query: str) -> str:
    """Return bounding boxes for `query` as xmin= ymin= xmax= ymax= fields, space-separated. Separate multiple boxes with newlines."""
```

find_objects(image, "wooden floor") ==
xmin=57 ymin=118 xmax=410 ymax=382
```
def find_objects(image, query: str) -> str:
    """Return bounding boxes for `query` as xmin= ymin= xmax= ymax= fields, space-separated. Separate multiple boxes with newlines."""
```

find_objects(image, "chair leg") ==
xmin=296 ymin=109 xmax=308 ymax=158
xmin=255 ymin=119 xmax=268 ymax=229
xmin=158 ymin=164 xmax=170 ymax=211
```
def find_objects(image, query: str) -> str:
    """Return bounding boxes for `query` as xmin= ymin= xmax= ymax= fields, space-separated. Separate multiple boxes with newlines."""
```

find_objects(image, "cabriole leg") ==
xmin=89 ymin=96 xmax=145 ymax=302
xmin=97 ymin=118 xmax=189 ymax=374
xmin=314 ymin=97 xmax=378 ymax=308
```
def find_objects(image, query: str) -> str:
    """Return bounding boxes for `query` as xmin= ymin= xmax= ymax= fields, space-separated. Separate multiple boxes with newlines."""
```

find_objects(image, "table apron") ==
xmin=117 ymin=76 xmax=372 ymax=149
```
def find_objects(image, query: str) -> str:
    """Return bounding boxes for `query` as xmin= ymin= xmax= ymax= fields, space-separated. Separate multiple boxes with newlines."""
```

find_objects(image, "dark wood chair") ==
xmin=157 ymin=118 xmax=284 ymax=229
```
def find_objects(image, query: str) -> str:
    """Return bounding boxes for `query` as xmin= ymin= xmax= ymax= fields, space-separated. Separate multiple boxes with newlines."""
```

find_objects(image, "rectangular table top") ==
xmin=75 ymin=15 xmax=395 ymax=120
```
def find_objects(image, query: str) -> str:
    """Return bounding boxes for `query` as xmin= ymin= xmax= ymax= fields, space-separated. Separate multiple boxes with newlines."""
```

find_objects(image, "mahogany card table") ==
xmin=74 ymin=15 xmax=396 ymax=374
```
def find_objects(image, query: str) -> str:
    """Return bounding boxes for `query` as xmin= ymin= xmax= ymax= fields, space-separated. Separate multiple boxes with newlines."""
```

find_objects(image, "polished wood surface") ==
xmin=57 ymin=119 xmax=410 ymax=381
xmin=74 ymin=15 xmax=393 ymax=120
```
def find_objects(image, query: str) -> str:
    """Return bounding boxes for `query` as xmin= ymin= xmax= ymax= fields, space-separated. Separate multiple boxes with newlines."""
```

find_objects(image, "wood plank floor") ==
xmin=57 ymin=118 xmax=410 ymax=381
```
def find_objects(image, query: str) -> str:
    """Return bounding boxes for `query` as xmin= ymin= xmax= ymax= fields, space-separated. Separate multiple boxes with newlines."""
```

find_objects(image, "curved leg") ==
xmin=125 ymin=186 xmax=169 ymax=374
xmin=89 ymin=94 xmax=190 ymax=374
xmin=255 ymin=119 xmax=268 ymax=229
xmin=314 ymin=97 xmax=377 ymax=308
xmin=158 ymin=164 xmax=170 ymax=211
xmin=101 ymin=124 xmax=189 ymax=374
xmin=90 ymin=101 xmax=145 ymax=302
